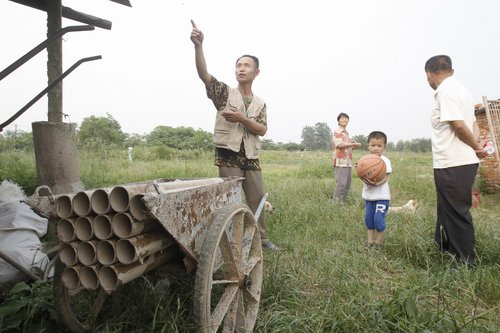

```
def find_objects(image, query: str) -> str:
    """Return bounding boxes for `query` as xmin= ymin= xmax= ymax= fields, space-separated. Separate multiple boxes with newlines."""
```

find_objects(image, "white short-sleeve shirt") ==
xmin=431 ymin=76 xmax=479 ymax=168
xmin=362 ymin=155 xmax=391 ymax=201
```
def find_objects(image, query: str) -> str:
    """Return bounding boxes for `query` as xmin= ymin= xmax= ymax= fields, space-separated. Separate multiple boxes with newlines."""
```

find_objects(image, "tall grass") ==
xmin=1 ymin=149 xmax=499 ymax=332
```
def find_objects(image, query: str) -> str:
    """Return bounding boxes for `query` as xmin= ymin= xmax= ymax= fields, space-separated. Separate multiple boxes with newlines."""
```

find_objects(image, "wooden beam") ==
xmin=63 ymin=6 xmax=112 ymax=30
xmin=9 ymin=0 xmax=113 ymax=30
xmin=109 ymin=0 xmax=132 ymax=7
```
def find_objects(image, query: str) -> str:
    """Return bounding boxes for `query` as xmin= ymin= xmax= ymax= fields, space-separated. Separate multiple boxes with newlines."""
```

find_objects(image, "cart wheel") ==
xmin=53 ymin=260 xmax=109 ymax=332
xmin=194 ymin=202 xmax=263 ymax=333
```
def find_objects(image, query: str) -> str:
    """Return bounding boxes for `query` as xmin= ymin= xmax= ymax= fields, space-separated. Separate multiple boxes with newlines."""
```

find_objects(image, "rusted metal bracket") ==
xmin=0 ymin=24 xmax=94 ymax=82
xmin=0 ymin=55 xmax=102 ymax=132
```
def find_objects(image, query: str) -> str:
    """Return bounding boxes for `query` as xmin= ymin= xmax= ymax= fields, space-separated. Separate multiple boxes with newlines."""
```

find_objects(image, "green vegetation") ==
xmin=1 ymin=149 xmax=499 ymax=332
xmin=1 ymin=116 xmax=432 ymax=152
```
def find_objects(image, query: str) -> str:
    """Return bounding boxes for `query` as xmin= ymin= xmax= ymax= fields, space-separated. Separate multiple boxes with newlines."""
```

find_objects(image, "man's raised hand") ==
xmin=190 ymin=19 xmax=204 ymax=46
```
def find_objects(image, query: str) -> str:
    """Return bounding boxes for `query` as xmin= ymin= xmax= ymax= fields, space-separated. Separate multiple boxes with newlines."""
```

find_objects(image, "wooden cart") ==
xmin=24 ymin=177 xmax=264 ymax=333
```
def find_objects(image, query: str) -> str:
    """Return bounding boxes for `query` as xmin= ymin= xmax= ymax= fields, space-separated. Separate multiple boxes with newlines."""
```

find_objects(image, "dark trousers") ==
xmin=434 ymin=163 xmax=478 ymax=265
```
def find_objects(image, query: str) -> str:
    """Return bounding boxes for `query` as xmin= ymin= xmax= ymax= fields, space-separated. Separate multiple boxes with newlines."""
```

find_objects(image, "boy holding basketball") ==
xmin=361 ymin=131 xmax=392 ymax=249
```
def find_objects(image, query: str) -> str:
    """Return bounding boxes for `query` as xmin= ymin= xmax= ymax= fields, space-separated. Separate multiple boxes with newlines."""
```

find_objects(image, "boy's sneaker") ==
xmin=364 ymin=242 xmax=376 ymax=250
xmin=262 ymin=240 xmax=280 ymax=251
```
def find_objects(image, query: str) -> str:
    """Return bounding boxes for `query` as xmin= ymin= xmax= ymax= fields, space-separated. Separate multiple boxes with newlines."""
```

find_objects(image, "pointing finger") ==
xmin=190 ymin=19 xmax=197 ymax=29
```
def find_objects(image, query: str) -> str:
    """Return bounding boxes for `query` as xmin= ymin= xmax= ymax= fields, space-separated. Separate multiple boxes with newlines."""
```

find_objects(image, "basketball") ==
xmin=355 ymin=154 xmax=387 ymax=183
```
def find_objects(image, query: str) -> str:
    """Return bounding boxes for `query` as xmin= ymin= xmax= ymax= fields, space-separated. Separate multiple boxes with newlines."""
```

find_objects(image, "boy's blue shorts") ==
xmin=365 ymin=200 xmax=390 ymax=232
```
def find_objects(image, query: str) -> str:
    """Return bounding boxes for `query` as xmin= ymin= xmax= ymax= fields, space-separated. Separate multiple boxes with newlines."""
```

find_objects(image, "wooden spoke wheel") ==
xmin=194 ymin=202 xmax=263 ymax=333
xmin=53 ymin=260 xmax=109 ymax=333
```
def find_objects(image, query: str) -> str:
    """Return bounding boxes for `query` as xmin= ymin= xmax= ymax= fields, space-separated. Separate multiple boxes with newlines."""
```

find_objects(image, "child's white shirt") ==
xmin=361 ymin=155 xmax=391 ymax=201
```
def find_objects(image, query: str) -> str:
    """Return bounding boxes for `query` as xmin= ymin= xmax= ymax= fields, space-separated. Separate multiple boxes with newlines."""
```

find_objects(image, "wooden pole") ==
xmin=46 ymin=0 xmax=63 ymax=122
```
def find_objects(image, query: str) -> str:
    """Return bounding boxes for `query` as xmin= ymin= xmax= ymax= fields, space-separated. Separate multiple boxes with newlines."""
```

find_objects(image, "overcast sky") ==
xmin=1 ymin=0 xmax=499 ymax=144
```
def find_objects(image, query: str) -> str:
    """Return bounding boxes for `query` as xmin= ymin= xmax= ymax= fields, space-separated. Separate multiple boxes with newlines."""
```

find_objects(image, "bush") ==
xmin=0 ymin=281 xmax=58 ymax=333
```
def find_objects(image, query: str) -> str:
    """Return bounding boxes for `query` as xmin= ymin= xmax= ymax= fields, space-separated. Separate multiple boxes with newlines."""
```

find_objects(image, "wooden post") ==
xmin=46 ymin=0 xmax=63 ymax=122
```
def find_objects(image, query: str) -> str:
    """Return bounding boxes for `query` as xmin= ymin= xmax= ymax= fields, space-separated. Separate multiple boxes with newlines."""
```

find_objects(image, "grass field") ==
xmin=1 ymin=149 xmax=499 ymax=332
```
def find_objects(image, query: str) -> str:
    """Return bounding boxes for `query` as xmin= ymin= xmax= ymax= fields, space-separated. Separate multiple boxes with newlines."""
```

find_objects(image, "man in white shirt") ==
xmin=424 ymin=55 xmax=488 ymax=266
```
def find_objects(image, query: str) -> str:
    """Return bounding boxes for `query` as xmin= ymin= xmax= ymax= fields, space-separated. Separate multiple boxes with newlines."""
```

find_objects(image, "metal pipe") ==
xmin=56 ymin=194 xmax=75 ymax=218
xmin=96 ymin=239 xmax=118 ymax=266
xmin=72 ymin=190 xmax=94 ymax=217
xmin=98 ymin=250 xmax=178 ymax=292
xmin=94 ymin=214 xmax=114 ymax=240
xmin=157 ymin=178 xmax=224 ymax=192
xmin=91 ymin=188 xmax=113 ymax=215
xmin=254 ymin=192 xmax=269 ymax=221
xmin=129 ymin=194 xmax=151 ymax=221
xmin=111 ymin=212 xmax=158 ymax=239
xmin=74 ymin=216 xmax=95 ymax=241
xmin=109 ymin=186 xmax=144 ymax=212
xmin=115 ymin=232 xmax=175 ymax=265
xmin=80 ymin=265 xmax=101 ymax=290
xmin=77 ymin=240 xmax=99 ymax=266
xmin=59 ymin=242 xmax=79 ymax=266
xmin=61 ymin=265 xmax=82 ymax=289
xmin=57 ymin=217 xmax=77 ymax=243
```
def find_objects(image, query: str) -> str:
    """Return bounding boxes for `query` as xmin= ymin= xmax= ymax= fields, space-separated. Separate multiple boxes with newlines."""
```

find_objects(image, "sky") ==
xmin=1 ymin=0 xmax=499 ymax=144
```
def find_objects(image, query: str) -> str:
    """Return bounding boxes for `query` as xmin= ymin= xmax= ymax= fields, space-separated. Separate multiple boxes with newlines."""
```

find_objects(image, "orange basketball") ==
xmin=355 ymin=154 xmax=387 ymax=183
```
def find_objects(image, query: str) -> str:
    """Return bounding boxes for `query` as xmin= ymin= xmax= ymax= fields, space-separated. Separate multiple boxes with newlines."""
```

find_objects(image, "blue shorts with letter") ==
xmin=364 ymin=200 xmax=390 ymax=232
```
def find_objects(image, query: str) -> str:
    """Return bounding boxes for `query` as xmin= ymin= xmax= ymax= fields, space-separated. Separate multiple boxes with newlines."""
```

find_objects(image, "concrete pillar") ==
xmin=32 ymin=121 xmax=84 ymax=194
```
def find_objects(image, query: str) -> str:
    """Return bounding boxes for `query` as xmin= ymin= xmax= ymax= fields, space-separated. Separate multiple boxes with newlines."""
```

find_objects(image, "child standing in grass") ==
xmin=361 ymin=131 xmax=392 ymax=249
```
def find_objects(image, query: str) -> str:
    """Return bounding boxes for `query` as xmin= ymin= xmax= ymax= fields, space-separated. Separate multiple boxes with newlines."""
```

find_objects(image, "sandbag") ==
xmin=0 ymin=181 xmax=52 ymax=288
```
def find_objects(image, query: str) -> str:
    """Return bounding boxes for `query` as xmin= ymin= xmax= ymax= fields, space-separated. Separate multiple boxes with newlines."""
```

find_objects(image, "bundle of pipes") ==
xmin=55 ymin=181 xmax=186 ymax=293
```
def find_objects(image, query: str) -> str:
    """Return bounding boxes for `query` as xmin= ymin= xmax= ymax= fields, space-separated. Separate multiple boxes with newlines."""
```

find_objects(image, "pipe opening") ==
xmin=110 ymin=186 xmax=130 ymax=212
xmin=80 ymin=266 xmax=100 ymax=290
xmin=91 ymin=189 xmax=111 ymax=215
xmin=59 ymin=242 xmax=79 ymax=266
xmin=62 ymin=266 xmax=80 ymax=289
xmin=115 ymin=239 xmax=136 ymax=264
xmin=57 ymin=218 xmax=76 ymax=243
xmin=94 ymin=214 xmax=113 ymax=240
xmin=112 ymin=212 xmax=133 ymax=239
xmin=98 ymin=266 xmax=118 ymax=291
xmin=73 ymin=191 xmax=92 ymax=216
xmin=77 ymin=241 xmax=98 ymax=266
xmin=75 ymin=216 xmax=94 ymax=241
xmin=129 ymin=194 xmax=147 ymax=220
xmin=56 ymin=195 xmax=73 ymax=218
xmin=97 ymin=240 xmax=117 ymax=265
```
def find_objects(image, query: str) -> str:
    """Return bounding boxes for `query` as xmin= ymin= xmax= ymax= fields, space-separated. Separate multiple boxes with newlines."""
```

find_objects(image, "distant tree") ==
xmin=0 ymin=129 xmax=33 ymax=151
xmin=146 ymin=126 xmax=212 ymax=150
xmin=391 ymin=138 xmax=431 ymax=152
xmin=408 ymin=138 xmax=431 ymax=153
xmin=192 ymin=129 xmax=213 ymax=150
xmin=301 ymin=122 xmax=332 ymax=150
xmin=124 ymin=133 xmax=147 ymax=147
xmin=301 ymin=126 xmax=316 ymax=149
xmin=351 ymin=134 xmax=368 ymax=151
xmin=395 ymin=140 xmax=405 ymax=151
xmin=283 ymin=142 xmax=306 ymax=151
xmin=261 ymin=138 xmax=277 ymax=150
xmin=78 ymin=114 xmax=125 ymax=147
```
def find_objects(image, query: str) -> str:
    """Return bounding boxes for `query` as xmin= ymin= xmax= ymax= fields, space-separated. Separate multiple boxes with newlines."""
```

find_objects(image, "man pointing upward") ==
xmin=190 ymin=20 xmax=279 ymax=251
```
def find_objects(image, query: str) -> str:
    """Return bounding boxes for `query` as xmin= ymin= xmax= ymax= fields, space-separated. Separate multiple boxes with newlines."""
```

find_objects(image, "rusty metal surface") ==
xmin=142 ymin=177 xmax=242 ymax=262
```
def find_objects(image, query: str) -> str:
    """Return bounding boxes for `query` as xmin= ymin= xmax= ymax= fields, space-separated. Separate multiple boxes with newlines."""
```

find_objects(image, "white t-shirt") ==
xmin=362 ymin=155 xmax=391 ymax=201
xmin=431 ymin=76 xmax=479 ymax=168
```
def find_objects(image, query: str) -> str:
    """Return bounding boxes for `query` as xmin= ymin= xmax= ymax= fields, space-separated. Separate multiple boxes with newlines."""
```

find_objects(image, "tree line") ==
xmin=0 ymin=115 xmax=431 ymax=153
